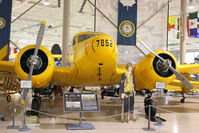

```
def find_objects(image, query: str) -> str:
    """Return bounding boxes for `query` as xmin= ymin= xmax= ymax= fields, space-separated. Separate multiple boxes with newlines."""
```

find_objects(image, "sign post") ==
xmin=64 ymin=92 xmax=99 ymax=130
xmin=18 ymin=80 xmax=32 ymax=131
xmin=155 ymin=82 xmax=165 ymax=126
xmin=156 ymin=82 xmax=166 ymax=97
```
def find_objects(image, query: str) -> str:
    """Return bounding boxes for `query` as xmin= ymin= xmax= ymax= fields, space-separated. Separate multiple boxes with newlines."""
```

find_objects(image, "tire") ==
xmin=31 ymin=97 xmax=41 ymax=116
xmin=163 ymin=89 xmax=168 ymax=93
xmin=180 ymin=98 xmax=185 ymax=103
xmin=144 ymin=98 xmax=156 ymax=118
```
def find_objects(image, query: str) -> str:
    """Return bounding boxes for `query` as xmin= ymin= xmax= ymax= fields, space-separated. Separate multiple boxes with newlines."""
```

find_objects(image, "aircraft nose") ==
xmin=92 ymin=35 xmax=116 ymax=53
xmin=86 ymin=34 xmax=117 ymax=62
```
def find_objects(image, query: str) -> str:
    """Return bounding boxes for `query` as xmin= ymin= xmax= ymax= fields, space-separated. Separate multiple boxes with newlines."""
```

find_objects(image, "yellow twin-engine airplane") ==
xmin=1 ymin=32 xmax=199 ymax=95
xmin=1 ymin=22 xmax=199 ymax=117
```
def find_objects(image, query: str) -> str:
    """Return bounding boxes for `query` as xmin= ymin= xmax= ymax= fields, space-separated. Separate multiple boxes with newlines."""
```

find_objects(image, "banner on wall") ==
xmin=168 ymin=16 xmax=176 ymax=31
xmin=0 ymin=0 xmax=12 ymax=60
xmin=117 ymin=0 xmax=137 ymax=45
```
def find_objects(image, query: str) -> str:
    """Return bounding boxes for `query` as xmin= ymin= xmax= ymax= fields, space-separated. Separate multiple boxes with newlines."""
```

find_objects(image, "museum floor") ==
xmin=1 ymin=92 xmax=199 ymax=133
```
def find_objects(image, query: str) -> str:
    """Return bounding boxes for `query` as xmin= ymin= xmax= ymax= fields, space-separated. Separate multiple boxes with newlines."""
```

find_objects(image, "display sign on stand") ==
xmin=20 ymin=80 xmax=32 ymax=89
xmin=156 ymin=82 xmax=166 ymax=97
xmin=156 ymin=82 xmax=166 ymax=89
xmin=64 ymin=92 xmax=99 ymax=130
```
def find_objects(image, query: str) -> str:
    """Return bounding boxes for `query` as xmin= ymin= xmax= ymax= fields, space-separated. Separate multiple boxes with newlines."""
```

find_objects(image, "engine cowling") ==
xmin=134 ymin=50 xmax=178 ymax=90
xmin=14 ymin=45 xmax=54 ymax=88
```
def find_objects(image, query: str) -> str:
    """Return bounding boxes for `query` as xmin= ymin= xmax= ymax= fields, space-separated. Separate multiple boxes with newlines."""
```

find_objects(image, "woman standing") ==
xmin=120 ymin=63 xmax=136 ymax=123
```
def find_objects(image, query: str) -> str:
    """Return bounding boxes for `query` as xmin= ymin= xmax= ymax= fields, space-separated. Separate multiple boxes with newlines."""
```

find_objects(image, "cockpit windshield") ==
xmin=78 ymin=34 xmax=96 ymax=43
xmin=72 ymin=33 xmax=102 ymax=46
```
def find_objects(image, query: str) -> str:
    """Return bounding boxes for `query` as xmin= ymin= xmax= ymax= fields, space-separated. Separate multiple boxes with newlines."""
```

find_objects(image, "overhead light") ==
xmin=188 ymin=5 xmax=194 ymax=10
xmin=43 ymin=0 xmax=50 ymax=6
xmin=54 ymin=32 xmax=58 ymax=35
xmin=188 ymin=0 xmax=194 ymax=10
xmin=82 ymin=26 xmax=86 ymax=30
xmin=12 ymin=16 xmax=16 ymax=19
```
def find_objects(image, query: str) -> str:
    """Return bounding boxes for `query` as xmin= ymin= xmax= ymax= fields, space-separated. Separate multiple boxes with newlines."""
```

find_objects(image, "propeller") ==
xmin=136 ymin=37 xmax=194 ymax=89
xmin=21 ymin=21 xmax=46 ymax=104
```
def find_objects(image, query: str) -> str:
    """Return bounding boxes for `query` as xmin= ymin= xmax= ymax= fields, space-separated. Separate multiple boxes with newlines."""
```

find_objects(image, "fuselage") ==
xmin=67 ymin=32 xmax=124 ymax=86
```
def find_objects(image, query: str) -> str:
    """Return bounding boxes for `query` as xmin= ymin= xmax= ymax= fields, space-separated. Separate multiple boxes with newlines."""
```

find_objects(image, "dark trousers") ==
xmin=123 ymin=96 xmax=134 ymax=113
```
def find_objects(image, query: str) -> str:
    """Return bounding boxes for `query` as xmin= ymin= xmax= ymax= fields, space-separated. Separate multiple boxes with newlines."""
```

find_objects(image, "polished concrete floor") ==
xmin=1 ymin=91 xmax=199 ymax=133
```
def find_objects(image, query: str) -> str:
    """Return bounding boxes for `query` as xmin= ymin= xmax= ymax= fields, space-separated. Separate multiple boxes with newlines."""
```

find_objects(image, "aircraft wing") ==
xmin=164 ymin=64 xmax=199 ymax=92
xmin=50 ymin=65 xmax=77 ymax=86
xmin=0 ymin=60 xmax=77 ymax=88
xmin=166 ymin=79 xmax=199 ymax=92
xmin=10 ymin=54 xmax=62 ymax=59
xmin=178 ymin=64 xmax=199 ymax=74
xmin=0 ymin=61 xmax=15 ymax=74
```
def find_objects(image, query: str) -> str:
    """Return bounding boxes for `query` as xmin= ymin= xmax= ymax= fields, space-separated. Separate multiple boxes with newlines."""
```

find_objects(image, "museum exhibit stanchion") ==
xmin=18 ymin=103 xmax=30 ymax=131
xmin=155 ymin=112 xmax=164 ymax=126
xmin=154 ymin=82 xmax=165 ymax=126
xmin=7 ymin=102 xmax=20 ymax=129
xmin=64 ymin=92 xmax=99 ymax=130
xmin=143 ymin=105 xmax=155 ymax=131
xmin=18 ymin=80 xmax=32 ymax=131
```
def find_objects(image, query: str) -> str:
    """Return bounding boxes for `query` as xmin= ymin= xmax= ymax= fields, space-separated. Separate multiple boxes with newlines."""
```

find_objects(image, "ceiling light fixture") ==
xmin=188 ymin=5 xmax=194 ymax=10
xmin=188 ymin=0 xmax=194 ymax=10
xmin=43 ymin=0 xmax=50 ymax=6
xmin=12 ymin=16 xmax=16 ymax=19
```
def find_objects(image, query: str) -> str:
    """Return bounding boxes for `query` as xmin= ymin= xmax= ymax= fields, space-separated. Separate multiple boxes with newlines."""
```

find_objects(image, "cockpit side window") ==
xmin=78 ymin=34 xmax=96 ymax=43
xmin=72 ymin=37 xmax=76 ymax=46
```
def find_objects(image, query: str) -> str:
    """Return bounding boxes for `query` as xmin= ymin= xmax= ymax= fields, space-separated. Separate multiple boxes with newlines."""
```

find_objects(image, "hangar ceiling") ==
xmin=11 ymin=0 xmax=94 ymax=49
xmin=10 ymin=0 xmax=199 ymax=63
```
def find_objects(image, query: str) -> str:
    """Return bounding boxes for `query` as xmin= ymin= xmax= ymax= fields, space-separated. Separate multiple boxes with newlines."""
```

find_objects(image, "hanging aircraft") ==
xmin=0 ymin=21 xmax=199 ymax=117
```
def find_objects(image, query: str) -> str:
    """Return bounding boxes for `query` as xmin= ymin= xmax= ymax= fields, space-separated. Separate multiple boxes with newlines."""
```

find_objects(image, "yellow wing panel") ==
xmin=51 ymin=65 xmax=78 ymax=86
xmin=0 ymin=61 xmax=15 ymax=74
xmin=189 ymin=81 xmax=199 ymax=90
xmin=167 ymin=79 xmax=199 ymax=92
xmin=178 ymin=64 xmax=199 ymax=74
xmin=166 ymin=85 xmax=182 ymax=92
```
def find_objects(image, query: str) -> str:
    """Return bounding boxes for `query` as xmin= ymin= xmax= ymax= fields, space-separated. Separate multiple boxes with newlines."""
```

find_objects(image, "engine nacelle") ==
xmin=134 ymin=50 xmax=178 ymax=90
xmin=14 ymin=45 xmax=54 ymax=88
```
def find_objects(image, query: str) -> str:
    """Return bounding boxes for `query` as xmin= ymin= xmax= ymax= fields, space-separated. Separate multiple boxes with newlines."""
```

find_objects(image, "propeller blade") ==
xmin=168 ymin=66 xmax=194 ymax=89
xmin=28 ymin=21 xmax=46 ymax=80
xmin=21 ymin=21 xmax=46 ymax=101
xmin=137 ymin=37 xmax=194 ymax=89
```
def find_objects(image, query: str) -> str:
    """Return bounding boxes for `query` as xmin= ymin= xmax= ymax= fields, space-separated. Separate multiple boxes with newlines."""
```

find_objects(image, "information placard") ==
xmin=20 ymin=80 xmax=32 ymax=89
xmin=156 ymin=82 xmax=166 ymax=89
xmin=64 ymin=93 xmax=99 ymax=112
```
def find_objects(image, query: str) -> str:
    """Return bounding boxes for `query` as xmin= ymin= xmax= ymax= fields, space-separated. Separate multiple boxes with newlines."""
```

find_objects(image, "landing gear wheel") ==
xmin=163 ymin=89 xmax=168 ymax=93
xmin=6 ymin=95 xmax=11 ymax=102
xmin=144 ymin=98 xmax=156 ymax=119
xmin=31 ymin=96 xmax=41 ymax=116
xmin=180 ymin=93 xmax=186 ymax=103
xmin=101 ymin=89 xmax=106 ymax=99
xmin=69 ymin=87 xmax=75 ymax=92
xmin=180 ymin=98 xmax=186 ymax=103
